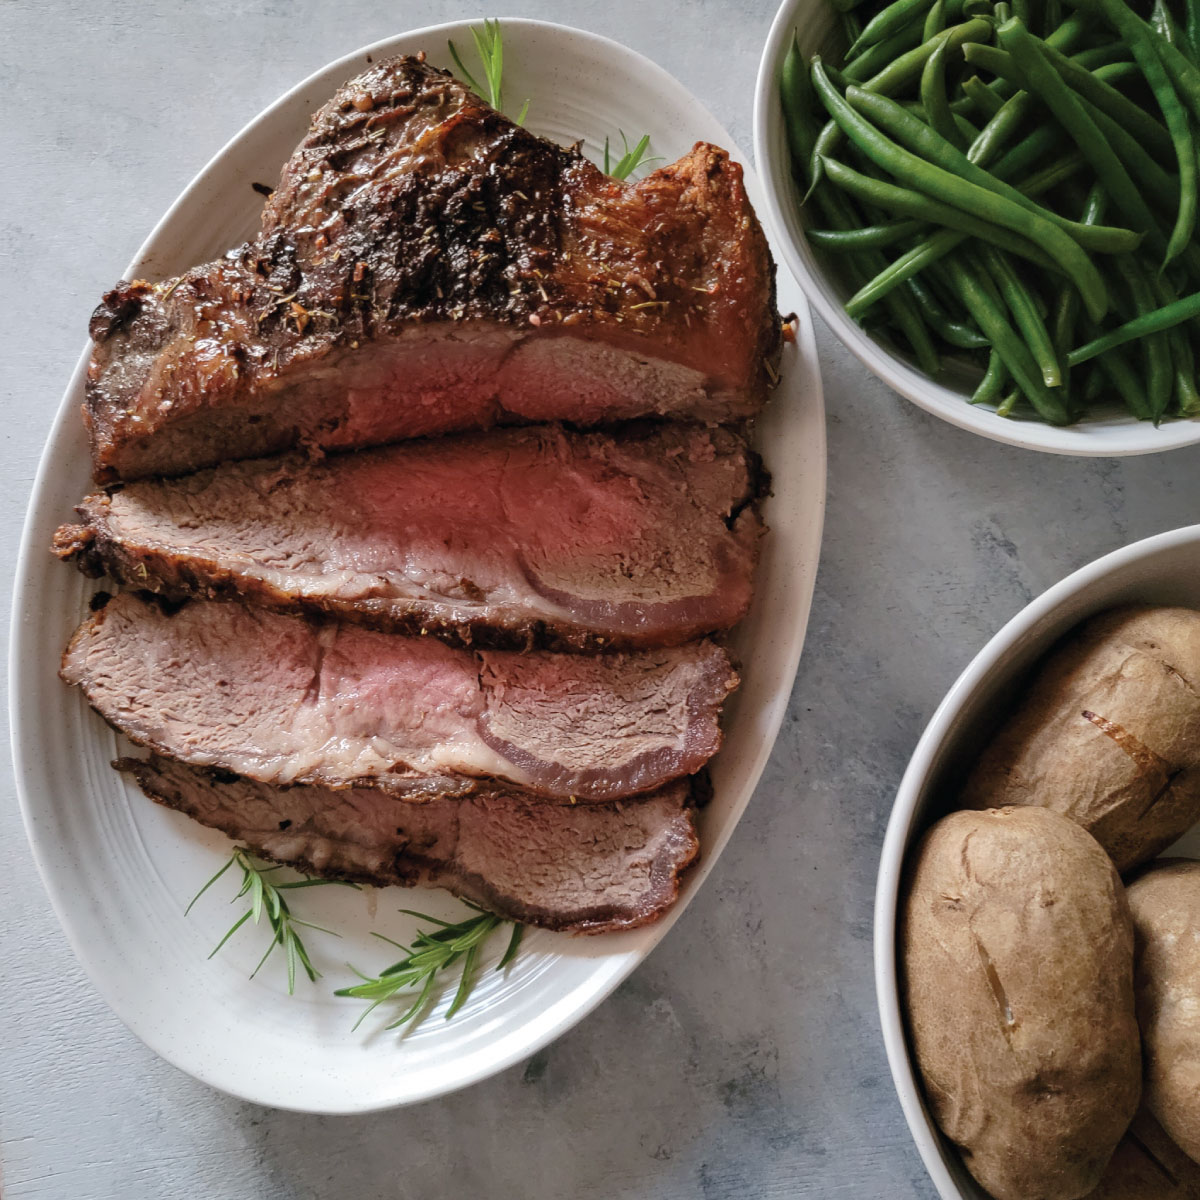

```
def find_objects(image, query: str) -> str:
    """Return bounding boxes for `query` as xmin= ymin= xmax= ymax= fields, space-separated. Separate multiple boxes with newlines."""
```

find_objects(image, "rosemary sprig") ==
xmin=448 ymin=19 xmax=530 ymax=125
xmin=604 ymin=131 xmax=661 ymax=181
xmin=187 ymin=848 xmax=354 ymax=995
xmin=336 ymin=903 xmax=524 ymax=1031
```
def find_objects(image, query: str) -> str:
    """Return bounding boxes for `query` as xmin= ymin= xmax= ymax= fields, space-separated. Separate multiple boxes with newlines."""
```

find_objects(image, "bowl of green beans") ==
xmin=753 ymin=0 xmax=1200 ymax=454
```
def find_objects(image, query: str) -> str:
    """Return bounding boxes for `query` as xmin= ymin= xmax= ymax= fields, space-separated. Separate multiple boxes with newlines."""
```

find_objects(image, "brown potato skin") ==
xmin=1127 ymin=859 xmax=1200 ymax=1166
xmin=962 ymin=607 xmax=1200 ymax=874
xmin=903 ymin=807 xmax=1141 ymax=1200
xmin=1084 ymin=1108 xmax=1200 ymax=1199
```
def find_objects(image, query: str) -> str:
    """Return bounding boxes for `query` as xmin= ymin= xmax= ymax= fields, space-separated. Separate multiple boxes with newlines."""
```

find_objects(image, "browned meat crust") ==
xmin=86 ymin=55 xmax=779 ymax=481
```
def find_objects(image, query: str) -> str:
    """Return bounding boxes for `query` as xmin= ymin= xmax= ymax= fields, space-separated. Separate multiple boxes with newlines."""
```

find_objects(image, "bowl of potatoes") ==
xmin=875 ymin=524 xmax=1200 ymax=1200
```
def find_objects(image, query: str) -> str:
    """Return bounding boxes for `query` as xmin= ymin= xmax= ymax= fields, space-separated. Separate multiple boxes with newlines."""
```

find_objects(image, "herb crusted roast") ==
xmin=120 ymin=755 xmax=700 ymax=933
xmin=62 ymin=593 xmax=737 ymax=802
xmin=56 ymin=424 xmax=763 ymax=651
xmin=85 ymin=54 xmax=780 ymax=482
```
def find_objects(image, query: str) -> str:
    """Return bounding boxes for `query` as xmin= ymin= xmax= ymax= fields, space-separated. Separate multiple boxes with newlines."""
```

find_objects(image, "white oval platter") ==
xmin=10 ymin=19 xmax=827 ymax=1113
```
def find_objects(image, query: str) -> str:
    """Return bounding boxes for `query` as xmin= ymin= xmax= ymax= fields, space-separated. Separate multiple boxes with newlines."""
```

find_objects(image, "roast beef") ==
xmin=119 ymin=754 xmax=700 ymax=933
xmin=55 ymin=424 xmax=762 ymax=651
xmin=62 ymin=593 xmax=736 ymax=801
xmin=85 ymin=55 xmax=779 ymax=482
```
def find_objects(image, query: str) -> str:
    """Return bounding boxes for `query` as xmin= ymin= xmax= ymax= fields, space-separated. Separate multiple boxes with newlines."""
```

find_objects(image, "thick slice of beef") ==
xmin=119 ymin=754 xmax=699 ymax=933
xmin=62 ymin=593 xmax=736 ymax=800
xmin=86 ymin=55 xmax=779 ymax=482
xmin=55 ymin=424 xmax=762 ymax=651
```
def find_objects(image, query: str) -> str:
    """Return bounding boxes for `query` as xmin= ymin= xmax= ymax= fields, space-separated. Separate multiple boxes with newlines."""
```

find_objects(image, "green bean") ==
xmin=1044 ymin=39 xmax=1175 ymax=163
xmin=809 ymin=89 xmax=1107 ymax=318
xmin=979 ymin=246 xmax=1063 ymax=386
xmin=1045 ymin=11 xmax=1090 ymax=53
xmin=995 ymin=388 xmax=1021 ymax=417
xmin=1093 ymin=0 xmax=1197 ymax=265
xmin=944 ymin=255 xmax=1073 ymax=422
xmin=781 ymin=33 xmax=820 ymax=174
xmin=1113 ymin=255 xmax=1174 ymax=417
xmin=968 ymin=92 xmax=1035 ymax=167
xmin=807 ymin=180 xmax=943 ymax=374
xmin=1015 ymin=151 xmax=1087 ymax=196
xmin=994 ymin=20 xmax=1164 ymax=251
xmin=1150 ymin=28 xmax=1200 ymax=126
xmin=962 ymin=75 xmax=1005 ymax=119
xmin=844 ymin=228 xmax=963 ymax=315
xmin=1043 ymin=0 xmax=1063 ymax=36
xmin=1066 ymin=291 xmax=1200 ymax=364
xmin=1012 ymin=0 xmax=1032 ymax=27
xmin=963 ymin=42 xmax=1180 ymax=204
xmin=843 ymin=21 xmax=925 ymax=83
xmin=1071 ymin=42 xmax=1135 ymax=71
xmin=1172 ymin=333 xmax=1200 ymax=414
xmin=971 ymin=349 xmax=1008 ymax=404
xmin=841 ymin=10 xmax=866 ymax=48
xmin=921 ymin=39 xmax=965 ymax=148
xmin=1092 ymin=60 xmax=1139 ymax=85
xmin=844 ymin=83 xmax=1142 ymax=254
xmin=1097 ymin=346 xmax=1154 ymax=418
xmin=1188 ymin=0 xmax=1200 ymax=65
xmin=807 ymin=221 xmax=927 ymax=249
xmin=905 ymin=276 xmax=991 ymax=346
xmin=847 ymin=0 xmax=936 ymax=58
xmin=820 ymin=155 xmax=1056 ymax=269
xmin=923 ymin=0 xmax=948 ymax=41
xmin=990 ymin=124 xmax=1061 ymax=179
xmin=1151 ymin=0 xmax=1178 ymax=46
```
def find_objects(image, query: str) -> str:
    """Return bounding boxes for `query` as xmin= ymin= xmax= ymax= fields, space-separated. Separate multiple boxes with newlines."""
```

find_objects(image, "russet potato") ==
xmin=1127 ymin=859 xmax=1200 ymax=1168
xmin=903 ymin=806 xmax=1141 ymax=1200
xmin=961 ymin=607 xmax=1200 ymax=873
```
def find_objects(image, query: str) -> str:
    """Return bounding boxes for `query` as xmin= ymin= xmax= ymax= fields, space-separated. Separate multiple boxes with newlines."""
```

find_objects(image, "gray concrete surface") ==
xmin=3 ymin=2 xmax=1199 ymax=1197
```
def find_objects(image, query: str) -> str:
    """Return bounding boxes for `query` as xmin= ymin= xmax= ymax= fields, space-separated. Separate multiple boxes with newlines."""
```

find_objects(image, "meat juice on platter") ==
xmin=55 ymin=53 xmax=783 ymax=936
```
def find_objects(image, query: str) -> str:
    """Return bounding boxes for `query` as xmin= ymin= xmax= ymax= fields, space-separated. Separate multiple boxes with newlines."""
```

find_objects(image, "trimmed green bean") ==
xmin=967 ymin=91 xmax=1035 ymax=168
xmin=1067 ymin=291 xmax=1200 ymax=364
xmin=921 ymin=39 xmax=965 ymax=148
xmin=995 ymin=388 xmax=1021 ymax=417
xmin=923 ymin=0 xmax=948 ymax=41
xmin=781 ymin=33 xmax=820 ymax=171
xmin=971 ymin=349 xmax=1008 ymax=404
xmin=905 ymin=276 xmax=991 ymax=346
xmin=820 ymin=155 xmax=1056 ymax=270
xmin=844 ymin=228 xmax=963 ymax=315
xmin=1113 ymin=255 xmax=1173 ymax=418
xmin=979 ymin=246 xmax=1063 ymax=386
xmin=944 ymin=255 xmax=1072 ymax=422
xmin=962 ymin=75 xmax=1005 ymax=119
xmin=990 ymin=125 xmax=1062 ymax=179
xmin=963 ymin=43 xmax=1179 ymax=206
xmin=844 ymin=83 xmax=1143 ymax=253
xmin=994 ymin=20 xmax=1164 ymax=251
xmin=1093 ymin=0 xmax=1197 ymax=264
xmin=843 ymin=21 xmax=925 ymax=83
xmin=1097 ymin=346 xmax=1154 ymax=418
xmin=847 ymin=0 xmax=936 ymax=58
xmin=807 ymin=221 xmax=926 ymax=249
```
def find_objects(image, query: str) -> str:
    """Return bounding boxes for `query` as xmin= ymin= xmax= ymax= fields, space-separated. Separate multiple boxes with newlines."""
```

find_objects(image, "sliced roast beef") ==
xmin=62 ymin=593 xmax=736 ymax=800
xmin=55 ymin=424 xmax=762 ymax=651
xmin=85 ymin=55 xmax=779 ymax=482
xmin=119 ymin=754 xmax=699 ymax=933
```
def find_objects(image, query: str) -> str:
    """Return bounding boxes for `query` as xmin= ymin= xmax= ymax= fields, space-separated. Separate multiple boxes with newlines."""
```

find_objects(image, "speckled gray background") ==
xmin=3 ymin=2 xmax=1199 ymax=1197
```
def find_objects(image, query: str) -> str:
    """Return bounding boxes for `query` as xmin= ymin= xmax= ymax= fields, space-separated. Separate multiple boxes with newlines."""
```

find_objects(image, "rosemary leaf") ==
xmin=337 ymin=905 xmax=524 ymax=1032
xmin=187 ymin=847 xmax=351 ymax=995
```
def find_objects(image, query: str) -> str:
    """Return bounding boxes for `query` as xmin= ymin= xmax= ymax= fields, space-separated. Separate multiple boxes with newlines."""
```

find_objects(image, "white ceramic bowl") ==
xmin=753 ymin=0 xmax=1200 ymax=457
xmin=873 ymin=523 xmax=1200 ymax=1199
